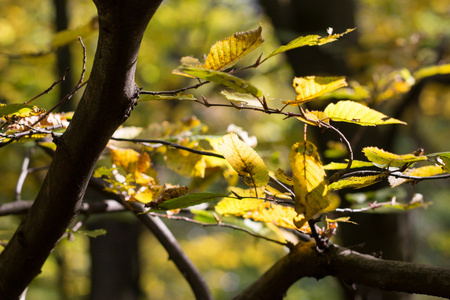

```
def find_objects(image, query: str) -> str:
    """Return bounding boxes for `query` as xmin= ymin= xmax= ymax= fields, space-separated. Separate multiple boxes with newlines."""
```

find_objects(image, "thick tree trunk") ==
xmin=0 ymin=1 xmax=162 ymax=298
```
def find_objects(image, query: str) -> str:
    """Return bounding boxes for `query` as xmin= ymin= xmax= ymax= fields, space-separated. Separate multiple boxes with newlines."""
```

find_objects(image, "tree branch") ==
xmin=234 ymin=241 xmax=450 ymax=299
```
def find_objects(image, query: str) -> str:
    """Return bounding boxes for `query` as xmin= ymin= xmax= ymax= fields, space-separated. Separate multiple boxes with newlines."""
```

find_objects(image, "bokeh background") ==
xmin=0 ymin=0 xmax=449 ymax=299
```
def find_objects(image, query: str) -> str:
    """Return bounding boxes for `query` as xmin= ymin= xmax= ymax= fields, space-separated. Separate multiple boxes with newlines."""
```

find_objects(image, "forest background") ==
xmin=0 ymin=0 xmax=449 ymax=299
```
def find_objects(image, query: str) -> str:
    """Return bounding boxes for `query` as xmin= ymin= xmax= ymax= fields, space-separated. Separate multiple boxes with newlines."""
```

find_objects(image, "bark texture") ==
xmin=234 ymin=242 xmax=450 ymax=299
xmin=0 ymin=1 xmax=162 ymax=298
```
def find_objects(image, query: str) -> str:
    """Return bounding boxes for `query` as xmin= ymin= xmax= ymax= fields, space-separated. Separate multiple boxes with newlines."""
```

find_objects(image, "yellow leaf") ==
xmin=165 ymin=148 xmax=206 ymax=178
xmin=244 ymin=202 xmax=299 ymax=230
xmin=218 ymin=133 xmax=269 ymax=187
xmin=363 ymin=147 xmax=427 ymax=168
xmin=283 ymin=76 xmax=347 ymax=106
xmin=323 ymin=160 xmax=374 ymax=170
xmin=289 ymin=141 xmax=329 ymax=227
xmin=110 ymin=147 xmax=140 ymax=173
xmin=274 ymin=168 xmax=293 ymax=186
xmin=204 ymin=26 xmax=264 ymax=70
xmin=215 ymin=197 xmax=264 ymax=216
xmin=324 ymin=100 xmax=406 ymax=126
xmin=329 ymin=174 xmax=386 ymax=190
xmin=389 ymin=165 xmax=444 ymax=187
xmin=296 ymin=110 xmax=329 ymax=126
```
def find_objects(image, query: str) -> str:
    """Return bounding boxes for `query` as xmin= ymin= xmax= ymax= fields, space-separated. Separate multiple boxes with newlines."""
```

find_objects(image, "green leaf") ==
xmin=363 ymin=147 xmax=427 ymax=168
xmin=324 ymin=100 xmax=406 ymax=126
xmin=413 ymin=64 xmax=450 ymax=82
xmin=177 ymin=66 xmax=263 ymax=97
xmin=289 ymin=140 xmax=329 ymax=227
xmin=266 ymin=28 xmax=355 ymax=59
xmin=204 ymin=25 xmax=264 ymax=70
xmin=138 ymin=94 xmax=197 ymax=102
xmin=283 ymin=76 xmax=348 ymax=106
xmin=156 ymin=193 xmax=228 ymax=210
xmin=329 ymin=174 xmax=386 ymax=190
xmin=217 ymin=133 xmax=269 ymax=187
xmin=323 ymin=160 xmax=374 ymax=170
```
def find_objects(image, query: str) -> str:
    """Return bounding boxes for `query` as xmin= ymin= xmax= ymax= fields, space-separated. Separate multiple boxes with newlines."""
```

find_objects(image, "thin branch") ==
xmin=110 ymin=137 xmax=225 ymax=159
xmin=140 ymin=80 xmax=209 ymax=95
xmin=24 ymin=68 xmax=70 ymax=105
xmin=14 ymin=148 xmax=35 ymax=201
xmin=148 ymin=212 xmax=291 ymax=248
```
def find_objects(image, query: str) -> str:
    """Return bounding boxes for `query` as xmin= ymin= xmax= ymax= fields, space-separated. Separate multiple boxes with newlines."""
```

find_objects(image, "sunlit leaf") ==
xmin=217 ymin=133 xmax=269 ymax=187
xmin=329 ymin=174 xmax=386 ymax=190
xmin=413 ymin=64 xmax=450 ymax=82
xmin=165 ymin=148 xmax=206 ymax=178
xmin=177 ymin=66 xmax=263 ymax=97
xmin=215 ymin=197 xmax=264 ymax=216
xmin=296 ymin=110 xmax=329 ymax=126
xmin=324 ymin=100 xmax=406 ymax=126
xmin=289 ymin=141 xmax=329 ymax=227
xmin=0 ymin=103 xmax=45 ymax=118
xmin=244 ymin=202 xmax=299 ymax=230
xmin=266 ymin=28 xmax=355 ymax=59
xmin=389 ymin=165 xmax=444 ymax=187
xmin=110 ymin=147 xmax=141 ymax=173
xmin=204 ymin=25 xmax=264 ymax=70
xmin=138 ymin=94 xmax=197 ymax=102
xmin=283 ymin=76 xmax=347 ymax=106
xmin=363 ymin=147 xmax=427 ymax=168
xmin=324 ymin=160 xmax=374 ymax=170
xmin=274 ymin=168 xmax=293 ymax=186
xmin=154 ymin=192 xmax=228 ymax=210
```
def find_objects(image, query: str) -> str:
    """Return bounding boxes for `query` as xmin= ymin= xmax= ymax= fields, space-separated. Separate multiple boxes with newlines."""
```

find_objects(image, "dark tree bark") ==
xmin=234 ymin=241 xmax=450 ymax=300
xmin=0 ymin=1 xmax=163 ymax=298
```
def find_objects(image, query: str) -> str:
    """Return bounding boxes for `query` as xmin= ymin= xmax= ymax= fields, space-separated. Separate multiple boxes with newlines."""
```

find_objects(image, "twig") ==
xmin=24 ymin=68 xmax=70 ymax=105
xmin=140 ymin=80 xmax=209 ymax=95
xmin=149 ymin=212 xmax=291 ymax=248
xmin=14 ymin=148 xmax=35 ymax=201
xmin=110 ymin=137 xmax=225 ymax=159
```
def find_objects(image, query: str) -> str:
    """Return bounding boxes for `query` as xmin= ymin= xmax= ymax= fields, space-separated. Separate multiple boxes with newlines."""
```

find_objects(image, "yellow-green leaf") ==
xmin=177 ymin=66 xmax=263 ymax=97
xmin=324 ymin=100 xmax=407 ymax=126
xmin=389 ymin=165 xmax=444 ymax=187
xmin=283 ymin=76 xmax=347 ymax=106
xmin=266 ymin=28 xmax=355 ymax=59
xmin=329 ymin=174 xmax=385 ymax=190
xmin=218 ymin=133 xmax=269 ymax=187
xmin=220 ymin=90 xmax=265 ymax=108
xmin=204 ymin=26 xmax=264 ymax=70
xmin=215 ymin=197 xmax=264 ymax=216
xmin=427 ymin=152 xmax=450 ymax=173
xmin=324 ymin=160 xmax=374 ymax=170
xmin=363 ymin=147 xmax=427 ymax=168
xmin=0 ymin=103 xmax=45 ymax=118
xmin=289 ymin=141 xmax=329 ymax=227
xmin=156 ymin=192 xmax=226 ymax=210
xmin=296 ymin=110 xmax=329 ymax=126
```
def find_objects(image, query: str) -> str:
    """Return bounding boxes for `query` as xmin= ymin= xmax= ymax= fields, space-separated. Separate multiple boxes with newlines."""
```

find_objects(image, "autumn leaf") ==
xmin=296 ymin=110 xmax=329 ymax=126
xmin=217 ymin=133 xmax=269 ymax=187
xmin=324 ymin=100 xmax=406 ymax=126
xmin=363 ymin=147 xmax=427 ymax=168
xmin=204 ymin=25 xmax=264 ymax=70
xmin=323 ymin=160 xmax=374 ymax=170
xmin=0 ymin=103 xmax=45 ymax=118
xmin=289 ymin=141 xmax=329 ymax=228
xmin=389 ymin=165 xmax=444 ymax=187
xmin=329 ymin=174 xmax=386 ymax=190
xmin=283 ymin=76 xmax=347 ymax=106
